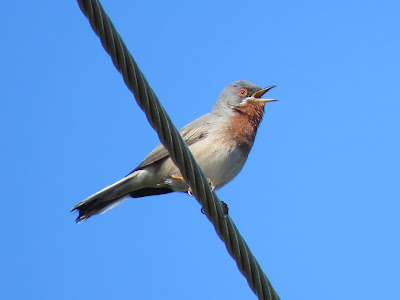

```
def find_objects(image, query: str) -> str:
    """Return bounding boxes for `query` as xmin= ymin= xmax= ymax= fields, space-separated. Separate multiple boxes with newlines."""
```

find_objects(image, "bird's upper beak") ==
xmin=250 ymin=85 xmax=277 ymax=103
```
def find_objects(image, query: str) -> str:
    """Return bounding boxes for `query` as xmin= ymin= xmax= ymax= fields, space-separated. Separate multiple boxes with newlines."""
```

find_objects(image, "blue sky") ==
xmin=1 ymin=1 xmax=399 ymax=299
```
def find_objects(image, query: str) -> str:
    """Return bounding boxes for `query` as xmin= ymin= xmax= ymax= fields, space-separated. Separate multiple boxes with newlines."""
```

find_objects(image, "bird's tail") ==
xmin=71 ymin=172 xmax=143 ymax=223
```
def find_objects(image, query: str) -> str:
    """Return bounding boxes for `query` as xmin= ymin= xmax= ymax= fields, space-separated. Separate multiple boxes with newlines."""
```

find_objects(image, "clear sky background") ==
xmin=1 ymin=1 xmax=399 ymax=299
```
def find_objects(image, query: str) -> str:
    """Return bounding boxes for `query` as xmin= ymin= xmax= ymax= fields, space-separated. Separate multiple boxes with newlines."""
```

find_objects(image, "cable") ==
xmin=76 ymin=1 xmax=280 ymax=298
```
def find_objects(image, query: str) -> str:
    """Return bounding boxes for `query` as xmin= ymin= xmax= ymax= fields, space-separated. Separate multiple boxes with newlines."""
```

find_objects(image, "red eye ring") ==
xmin=238 ymin=88 xmax=248 ymax=97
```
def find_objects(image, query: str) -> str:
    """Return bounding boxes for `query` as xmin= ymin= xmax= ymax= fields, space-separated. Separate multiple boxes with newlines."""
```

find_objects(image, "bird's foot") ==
xmin=187 ymin=178 xmax=215 ymax=196
xmin=201 ymin=201 xmax=229 ymax=216
xmin=171 ymin=174 xmax=226 ymax=216
xmin=208 ymin=178 xmax=215 ymax=192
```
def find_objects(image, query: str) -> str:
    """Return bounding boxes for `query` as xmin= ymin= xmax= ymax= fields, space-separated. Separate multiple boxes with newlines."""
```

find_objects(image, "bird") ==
xmin=71 ymin=80 xmax=277 ymax=222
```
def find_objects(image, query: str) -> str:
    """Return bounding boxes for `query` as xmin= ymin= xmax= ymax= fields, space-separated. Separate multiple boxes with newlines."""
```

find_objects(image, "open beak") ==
xmin=251 ymin=85 xmax=277 ymax=103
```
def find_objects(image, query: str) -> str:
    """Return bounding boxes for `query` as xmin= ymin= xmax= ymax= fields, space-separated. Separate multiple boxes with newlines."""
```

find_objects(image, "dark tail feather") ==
xmin=72 ymin=187 xmax=174 ymax=222
xmin=71 ymin=195 xmax=129 ymax=223
xmin=71 ymin=171 xmax=176 ymax=222
xmin=71 ymin=174 xmax=139 ymax=223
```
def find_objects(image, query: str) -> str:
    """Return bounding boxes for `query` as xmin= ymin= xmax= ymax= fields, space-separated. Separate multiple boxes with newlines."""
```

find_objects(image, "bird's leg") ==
xmin=171 ymin=174 xmax=214 ymax=196
xmin=170 ymin=174 xmax=226 ymax=215
xmin=170 ymin=174 xmax=193 ymax=195
xmin=187 ymin=178 xmax=215 ymax=196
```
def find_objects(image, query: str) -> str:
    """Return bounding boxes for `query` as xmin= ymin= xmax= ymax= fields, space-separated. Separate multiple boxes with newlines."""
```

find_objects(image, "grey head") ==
xmin=212 ymin=80 xmax=276 ymax=116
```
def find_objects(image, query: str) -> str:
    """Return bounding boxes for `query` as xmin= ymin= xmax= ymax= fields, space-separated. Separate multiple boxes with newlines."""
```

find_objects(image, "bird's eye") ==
xmin=238 ymin=88 xmax=248 ymax=97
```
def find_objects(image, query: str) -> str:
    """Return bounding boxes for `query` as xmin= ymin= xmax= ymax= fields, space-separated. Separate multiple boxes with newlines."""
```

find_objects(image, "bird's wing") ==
xmin=128 ymin=113 xmax=215 ymax=173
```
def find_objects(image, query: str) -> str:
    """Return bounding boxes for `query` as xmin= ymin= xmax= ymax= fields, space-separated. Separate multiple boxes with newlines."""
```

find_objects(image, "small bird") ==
xmin=71 ymin=80 xmax=277 ymax=222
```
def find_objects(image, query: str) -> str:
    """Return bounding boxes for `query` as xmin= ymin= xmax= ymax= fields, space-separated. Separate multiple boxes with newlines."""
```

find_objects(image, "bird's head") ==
xmin=212 ymin=80 xmax=277 ymax=115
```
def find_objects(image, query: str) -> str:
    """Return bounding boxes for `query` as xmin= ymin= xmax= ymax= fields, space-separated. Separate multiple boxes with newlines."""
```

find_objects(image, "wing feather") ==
xmin=127 ymin=113 xmax=214 ymax=174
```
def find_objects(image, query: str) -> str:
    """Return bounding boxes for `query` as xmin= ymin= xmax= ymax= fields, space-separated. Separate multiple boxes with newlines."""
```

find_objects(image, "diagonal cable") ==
xmin=76 ymin=1 xmax=280 ymax=299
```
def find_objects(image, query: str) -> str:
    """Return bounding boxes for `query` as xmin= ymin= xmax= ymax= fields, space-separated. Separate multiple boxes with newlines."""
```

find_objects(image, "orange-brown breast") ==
xmin=226 ymin=101 xmax=266 ymax=155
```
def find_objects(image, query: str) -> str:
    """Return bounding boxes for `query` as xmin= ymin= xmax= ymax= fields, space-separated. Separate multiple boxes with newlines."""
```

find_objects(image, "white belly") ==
xmin=156 ymin=132 xmax=248 ymax=192
xmin=188 ymin=136 xmax=247 ymax=189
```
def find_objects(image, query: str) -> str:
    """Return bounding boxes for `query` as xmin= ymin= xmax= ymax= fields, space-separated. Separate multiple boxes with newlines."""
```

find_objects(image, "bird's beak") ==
xmin=251 ymin=85 xmax=277 ymax=103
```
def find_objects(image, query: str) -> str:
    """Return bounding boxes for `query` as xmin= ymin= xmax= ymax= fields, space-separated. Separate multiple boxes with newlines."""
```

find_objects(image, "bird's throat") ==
xmin=228 ymin=102 xmax=265 ymax=154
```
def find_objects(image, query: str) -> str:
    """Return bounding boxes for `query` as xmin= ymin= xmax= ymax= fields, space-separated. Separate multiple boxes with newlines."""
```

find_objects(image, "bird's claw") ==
xmin=201 ymin=201 xmax=229 ymax=216
xmin=187 ymin=178 xmax=215 ymax=196
xmin=208 ymin=178 xmax=215 ymax=192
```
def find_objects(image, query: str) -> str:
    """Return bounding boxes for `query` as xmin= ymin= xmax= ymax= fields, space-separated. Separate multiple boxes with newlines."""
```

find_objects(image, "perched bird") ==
xmin=71 ymin=80 xmax=277 ymax=222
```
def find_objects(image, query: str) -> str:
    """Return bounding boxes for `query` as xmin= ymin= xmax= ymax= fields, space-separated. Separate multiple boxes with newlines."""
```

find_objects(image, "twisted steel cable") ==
xmin=76 ymin=1 xmax=280 ymax=299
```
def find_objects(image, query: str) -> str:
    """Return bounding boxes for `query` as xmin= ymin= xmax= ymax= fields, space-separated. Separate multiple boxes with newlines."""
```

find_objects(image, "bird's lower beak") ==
xmin=251 ymin=85 xmax=277 ymax=103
